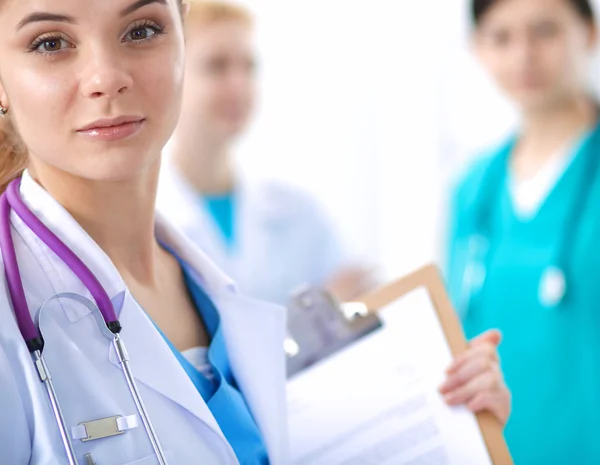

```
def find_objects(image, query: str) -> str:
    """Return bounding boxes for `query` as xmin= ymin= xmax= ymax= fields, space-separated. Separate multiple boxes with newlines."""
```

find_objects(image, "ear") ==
xmin=180 ymin=2 xmax=190 ymax=43
xmin=181 ymin=2 xmax=190 ymax=19
xmin=586 ymin=22 xmax=598 ymax=50
xmin=0 ymin=81 xmax=8 ymax=110
xmin=470 ymin=30 xmax=485 ymax=62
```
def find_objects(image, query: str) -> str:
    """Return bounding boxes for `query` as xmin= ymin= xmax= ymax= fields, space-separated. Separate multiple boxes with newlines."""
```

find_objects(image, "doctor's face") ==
xmin=474 ymin=0 xmax=596 ymax=112
xmin=0 ymin=0 xmax=185 ymax=183
xmin=178 ymin=19 xmax=256 ymax=144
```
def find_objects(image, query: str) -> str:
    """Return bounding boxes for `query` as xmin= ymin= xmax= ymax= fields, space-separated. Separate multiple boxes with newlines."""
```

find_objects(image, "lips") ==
xmin=77 ymin=115 xmax=144 ymax=132
xmin=76 ymin=115 xmax=146 ymax=141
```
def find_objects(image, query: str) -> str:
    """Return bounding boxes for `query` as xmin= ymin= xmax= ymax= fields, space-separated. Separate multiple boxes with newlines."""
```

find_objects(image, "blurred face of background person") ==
xmin=474 ymin=0 xmax=596 ymax=114
xmin=160 ymin=2 xmax=377 ymax=305
xmin=177 ymin=4 xmax=256 ymax=149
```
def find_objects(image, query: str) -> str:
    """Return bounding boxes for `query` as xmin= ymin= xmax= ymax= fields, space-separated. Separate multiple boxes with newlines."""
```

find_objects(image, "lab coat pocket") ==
xmin=123 ymin=450 xmax=175 ymax=465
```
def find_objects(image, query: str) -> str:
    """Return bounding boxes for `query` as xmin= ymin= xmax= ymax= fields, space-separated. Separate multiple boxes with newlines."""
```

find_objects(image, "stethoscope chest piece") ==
xmin=539 ymin=266 xmax=567 ymax=308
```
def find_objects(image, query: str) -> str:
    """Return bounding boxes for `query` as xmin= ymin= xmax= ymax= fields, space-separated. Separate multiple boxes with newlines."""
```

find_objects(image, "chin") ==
xmin=221 ymin=121 xmax=248 ymax=139
xmin=512 ymin=88 xmax=558 ymax=112
xmin=71 ymin=147 xmax=161 ymax=184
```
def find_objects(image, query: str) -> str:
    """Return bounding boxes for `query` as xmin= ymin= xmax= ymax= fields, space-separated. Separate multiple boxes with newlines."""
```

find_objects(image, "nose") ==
xmin=79 ymin=46 xmax=133 ymax=100
xmin=514 ymin=33 xmax=536 ymax=66
xmin=228 ymin=67 xmax=254 ymax=97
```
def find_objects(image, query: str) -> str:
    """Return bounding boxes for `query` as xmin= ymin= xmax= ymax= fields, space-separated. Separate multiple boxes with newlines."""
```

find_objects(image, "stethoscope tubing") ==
xmin=462 ymin=123 xmax=600 ymax=316
xmin=0 ymin=179 xmax=171 ymax=465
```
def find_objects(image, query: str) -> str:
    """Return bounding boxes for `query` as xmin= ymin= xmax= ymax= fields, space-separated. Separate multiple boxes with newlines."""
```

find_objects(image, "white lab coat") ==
xmin=157 ymin=163 xmax=346 ymax=305
xmin=0 ymin=172 xmax=289 ymax=465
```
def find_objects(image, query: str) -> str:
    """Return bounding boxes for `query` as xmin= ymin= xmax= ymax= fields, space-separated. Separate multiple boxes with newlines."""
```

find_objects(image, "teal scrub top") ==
xmin=156 ymin=249 xmax=269 ymax=465
xmin=446 ymin=124 xmax=600 ymax=465
xmin=203 ymin=193 xmax=236 ymax=249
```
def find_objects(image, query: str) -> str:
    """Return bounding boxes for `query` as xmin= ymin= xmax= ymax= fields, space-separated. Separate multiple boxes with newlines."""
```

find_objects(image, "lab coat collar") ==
xmin=215 ymin=291 xmax=289 ymax=464
xmin=17 ymin=171 xmax=235 ymax=311
xmin=159 ymin=160 xmax=295 ymax=229
xmin=244 ymin=180 xmax=300 ymax=222
xmin=18 ymin=171 xmax=127 ymax=310
xmin=154 ymin=218 xmax=290 ymax=463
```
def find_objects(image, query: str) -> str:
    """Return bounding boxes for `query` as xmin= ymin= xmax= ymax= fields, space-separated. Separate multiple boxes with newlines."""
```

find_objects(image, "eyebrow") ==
xmin=17 ymin=13 xmax=75 ymax=31
xmin=16 ymin=0 xmax=168 ymax=31
xmin=120 ymin=0 xmax=168 ymax=17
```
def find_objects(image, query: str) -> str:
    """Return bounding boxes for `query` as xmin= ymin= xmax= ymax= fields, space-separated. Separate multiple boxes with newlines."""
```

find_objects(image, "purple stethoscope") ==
xmin=0 ymin=178 xmax=170 ymax=465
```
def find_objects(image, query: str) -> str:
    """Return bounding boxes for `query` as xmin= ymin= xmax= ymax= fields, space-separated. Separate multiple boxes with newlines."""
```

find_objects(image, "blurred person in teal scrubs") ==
xmin=446 ymin=0 xmax=600 ymax=463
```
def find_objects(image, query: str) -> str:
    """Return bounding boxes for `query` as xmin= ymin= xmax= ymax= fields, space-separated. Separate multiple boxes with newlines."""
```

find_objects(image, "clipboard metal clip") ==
xmin=340 ymin=301 xmax=370 ymax=321
xmin=285 ymin=285 xmax=381 ymax=377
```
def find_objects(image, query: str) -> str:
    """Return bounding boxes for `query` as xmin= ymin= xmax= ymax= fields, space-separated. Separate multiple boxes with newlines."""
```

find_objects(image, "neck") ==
xmin=170 ymin=134 xmax=235 ymax=195
xmin=521 ymin=95 xmax=595 ymax=155
xmin=512 ymin=95 xmax=596 ymax=178
xmin=29 ymin=159 xmax=162 ymax=285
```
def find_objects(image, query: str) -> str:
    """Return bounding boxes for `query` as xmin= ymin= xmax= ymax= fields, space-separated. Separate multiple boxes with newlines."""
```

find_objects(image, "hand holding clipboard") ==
xmin=286 ymin=264 xmax=513 ymax=465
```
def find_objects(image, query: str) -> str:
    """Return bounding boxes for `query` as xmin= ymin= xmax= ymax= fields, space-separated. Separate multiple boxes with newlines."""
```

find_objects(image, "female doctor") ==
xmin=0 ymin=0 xmax=509 ymax=464
xmin=157 ymin=1 xmax=373 ymax=305
xmin=446 ymin=0 xmax=600 ymax=463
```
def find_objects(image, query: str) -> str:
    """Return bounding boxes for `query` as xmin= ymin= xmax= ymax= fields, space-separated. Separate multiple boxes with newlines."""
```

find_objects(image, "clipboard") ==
xmin=354 ymin=263 xmax=513 ymax=465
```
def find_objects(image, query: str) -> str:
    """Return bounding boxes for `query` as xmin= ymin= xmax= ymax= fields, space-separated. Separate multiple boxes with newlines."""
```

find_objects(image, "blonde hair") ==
xmin=185 ymin=0 xmax=253 ymax=30
xmin=0 ymin=116 xmax=26 ymax=194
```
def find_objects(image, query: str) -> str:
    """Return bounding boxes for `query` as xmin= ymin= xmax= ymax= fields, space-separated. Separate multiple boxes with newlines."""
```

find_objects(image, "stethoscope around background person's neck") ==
xmin=459 ymin=118 xmax=600 ymax=319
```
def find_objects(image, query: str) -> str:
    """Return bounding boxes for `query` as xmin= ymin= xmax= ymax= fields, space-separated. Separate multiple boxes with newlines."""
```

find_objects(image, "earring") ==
xmin=0 ymin=106 xmax=7 ymax=117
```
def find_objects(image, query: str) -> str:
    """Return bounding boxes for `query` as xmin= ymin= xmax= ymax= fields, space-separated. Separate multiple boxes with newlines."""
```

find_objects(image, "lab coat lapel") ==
xmin=232 ymin=178 xmax=257 ymax=287
xmin=107 ymin=291 xmax=227 ymax=440
xmin=191 ymin=197 xmax=231 ymax=269
xmin=156 ymin=216 xmax=290 ymax=464
xmin=104 ymin=217 xmax=242 ymax=446
xmin=216 ymin=291 xmax=289 ymax=464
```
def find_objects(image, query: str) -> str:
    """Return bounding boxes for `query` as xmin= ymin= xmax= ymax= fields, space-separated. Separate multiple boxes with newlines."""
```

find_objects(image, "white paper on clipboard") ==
xmin=286 ymin=287 xmax=493 ymax=465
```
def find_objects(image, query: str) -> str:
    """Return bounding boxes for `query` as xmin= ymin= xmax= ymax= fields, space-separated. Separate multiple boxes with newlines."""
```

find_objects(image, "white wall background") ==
xmin=232 ymin=0 xmax=600 ymax=280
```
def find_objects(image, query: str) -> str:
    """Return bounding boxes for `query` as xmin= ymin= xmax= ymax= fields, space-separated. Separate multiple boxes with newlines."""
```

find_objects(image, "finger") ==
xmin=347 ymin=270 xmax=380 ymax=299
xmin=440 ymin=356 xmax=498 ymax=394
xmin=447 ymin=343 xmax=499 ymax=374
xmin=467 ymin=393 xmax=499 ymax=417
xmin=443 ymin=371 xmax=499 ymax=406
xmin=467 ymin=391 xmax=510 ymax=425
xmin=470 ymin=330 xmax=502 ymax=348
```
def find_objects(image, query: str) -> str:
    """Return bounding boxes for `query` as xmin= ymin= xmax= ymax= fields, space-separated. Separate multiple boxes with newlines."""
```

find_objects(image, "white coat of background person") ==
xmin=157 ymin=1 xmax=373 ymax=305
xmin=0 ymin=0 xmax=510 ymax=464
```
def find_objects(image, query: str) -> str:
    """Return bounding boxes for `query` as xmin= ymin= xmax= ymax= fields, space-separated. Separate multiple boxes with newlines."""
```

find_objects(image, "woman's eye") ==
xmin=125 ymin=26 xmax=161 ymax=42
xmin=33 ymin=37 xmax=70 ymax=53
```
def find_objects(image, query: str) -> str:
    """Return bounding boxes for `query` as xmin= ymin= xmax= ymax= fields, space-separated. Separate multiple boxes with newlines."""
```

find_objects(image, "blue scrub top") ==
xmin=446 ymin=125 xmax=600 ymax=464
xmin=156 ymin=249 xmax=269 ymax=465
xmin=203 ymin=193 xmax=236 ymax=249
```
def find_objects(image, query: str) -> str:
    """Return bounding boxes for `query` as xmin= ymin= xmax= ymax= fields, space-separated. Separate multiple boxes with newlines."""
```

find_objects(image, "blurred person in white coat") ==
xmin=157 ymin=1 xmax=372 ymax=305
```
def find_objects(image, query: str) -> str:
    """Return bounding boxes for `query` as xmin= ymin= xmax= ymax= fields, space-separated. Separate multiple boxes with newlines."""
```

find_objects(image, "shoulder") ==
xmin=0 ymin=250 xmax=35 ymax=462
xmin=0 ymin=251 xmax=17 ymax=338
xmin=0 ymin=250 xmax=30 ymax=354
xmin=258 ymin=180 xmax=320 ymax=208
xmin=249 ymin=179 xmax=331 ymax=221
